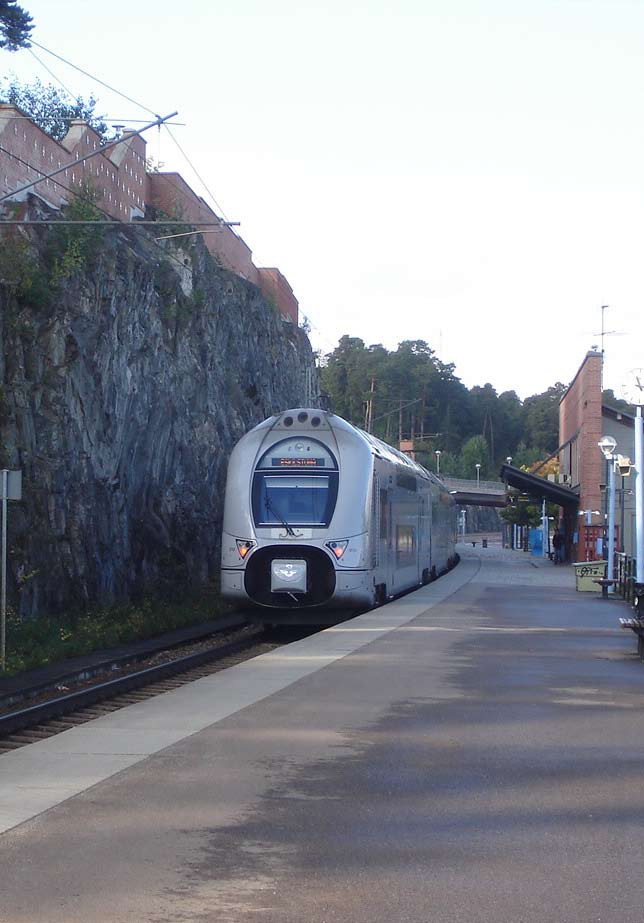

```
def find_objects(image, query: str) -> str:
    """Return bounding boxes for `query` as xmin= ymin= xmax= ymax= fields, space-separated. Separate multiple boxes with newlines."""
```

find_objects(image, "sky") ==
xmin=2 ymin=0 xmax=643 ymax=400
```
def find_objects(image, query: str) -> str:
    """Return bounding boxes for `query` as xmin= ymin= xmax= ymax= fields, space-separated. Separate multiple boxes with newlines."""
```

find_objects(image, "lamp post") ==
xmin=475 ymin=463 xmax=481 ymax=487
xmin=460 ymin=509 xmax=467 ymax=542
xmin=598 ymin=435 xmax=617 ymax=590
xmin=506 ymin=456 xmax=512 ymax=466
xmin=636 ymin=406 xmax=644 ymax=587
xmin=621 ymin=370 xmax=644 ymax=590
xmin=435 ymin=450 xmax=441 ymax=476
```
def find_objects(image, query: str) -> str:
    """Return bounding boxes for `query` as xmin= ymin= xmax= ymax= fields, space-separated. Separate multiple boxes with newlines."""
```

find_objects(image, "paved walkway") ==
xmin=1 ymin=547 xmax=641 ymax=923
xmin=460 ymin=541 xmax=577 ymax=586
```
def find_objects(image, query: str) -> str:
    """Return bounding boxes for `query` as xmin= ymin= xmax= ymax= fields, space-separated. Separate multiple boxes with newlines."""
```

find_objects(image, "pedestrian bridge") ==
xmin=442 ymin=476 xmax=507 ymax=508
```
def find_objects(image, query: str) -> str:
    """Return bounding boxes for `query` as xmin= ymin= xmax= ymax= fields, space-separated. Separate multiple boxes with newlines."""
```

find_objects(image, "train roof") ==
xmin=253 ymin=409 xmax=437 ymax=483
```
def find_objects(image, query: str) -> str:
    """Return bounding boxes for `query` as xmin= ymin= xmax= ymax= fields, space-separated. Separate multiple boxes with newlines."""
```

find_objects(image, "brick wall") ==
xmin=559 ymin=351 xmax=603 ymax=559
xmin=146 ymin=172 xmax=260 ymax=285
xmin=0 ymin=104 xmax=146 ymax=220
xmin=257 ymin=267 xmax=299 ymax=324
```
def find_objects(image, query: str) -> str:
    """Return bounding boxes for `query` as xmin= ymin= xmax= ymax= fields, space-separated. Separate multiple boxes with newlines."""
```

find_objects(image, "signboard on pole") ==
xmin=5 ymin=470 xmax=21 ymax=501
xmin=1 ymin=470 xmax=22 ymax=671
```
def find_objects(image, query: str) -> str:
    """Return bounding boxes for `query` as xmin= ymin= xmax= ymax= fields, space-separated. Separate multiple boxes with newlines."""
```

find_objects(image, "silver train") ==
xmin=221 ymin=408 xmax=458 ymax=623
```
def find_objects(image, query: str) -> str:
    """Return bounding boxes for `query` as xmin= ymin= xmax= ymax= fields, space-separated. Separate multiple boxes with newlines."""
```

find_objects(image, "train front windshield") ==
xmin=252 ymin=437 xmax=338 ymax=528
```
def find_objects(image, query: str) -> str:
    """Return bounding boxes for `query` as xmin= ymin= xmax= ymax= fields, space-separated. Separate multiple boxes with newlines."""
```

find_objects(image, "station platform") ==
xmin=1 ymin=545 xmax=643 ymax=923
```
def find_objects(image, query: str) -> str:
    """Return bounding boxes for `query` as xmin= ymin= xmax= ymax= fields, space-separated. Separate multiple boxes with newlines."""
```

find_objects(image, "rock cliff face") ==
xmin=0 ymin=201 xmax=319 ymax=617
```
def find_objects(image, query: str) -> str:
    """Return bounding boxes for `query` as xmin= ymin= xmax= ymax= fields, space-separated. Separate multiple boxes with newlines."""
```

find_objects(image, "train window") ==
xmin=379 ymin=489 xmax=389 ymax=543
xmin=252 ymin=473 xmax=338 ymax=528
xmin=396 ymin=525 xmax=416 ymax=564
xmin=252 ymin=438 xmax=339 ymax=528
xmin=396 ymin=472 xmax=417 ymax=492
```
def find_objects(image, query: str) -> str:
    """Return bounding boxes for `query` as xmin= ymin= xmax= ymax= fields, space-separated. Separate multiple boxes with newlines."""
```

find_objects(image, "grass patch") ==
xmin=3 ymin=588 xmax=233 ymax=677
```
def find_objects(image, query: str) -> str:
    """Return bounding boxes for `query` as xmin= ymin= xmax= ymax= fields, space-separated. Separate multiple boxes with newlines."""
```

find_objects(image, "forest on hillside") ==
xmin=319 ymin=337 xmax=630 ymax=480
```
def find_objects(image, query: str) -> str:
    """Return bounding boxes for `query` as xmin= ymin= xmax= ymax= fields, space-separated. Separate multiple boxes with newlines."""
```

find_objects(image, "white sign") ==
xmin=1 ymin=470 xmax=22 ymax=501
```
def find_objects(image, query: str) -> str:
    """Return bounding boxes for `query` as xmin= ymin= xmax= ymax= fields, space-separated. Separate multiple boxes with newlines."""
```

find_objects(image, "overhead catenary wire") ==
xmin=17 ymin=42 xmax=235 ymax=228
xmin=29 ymin=40 xmax=159 ymax=118
xmin=3 ymin=44 xmax=326 ymax=340
xmin=27 ymin=47 xmax=76 ymax=99
xmin=0 ymin=141 xmax=106 ymax=210
xmin=0 ymin=110 xmax=177 ymax=203
xmin=163 ymin=124 xmax=230 ymax=223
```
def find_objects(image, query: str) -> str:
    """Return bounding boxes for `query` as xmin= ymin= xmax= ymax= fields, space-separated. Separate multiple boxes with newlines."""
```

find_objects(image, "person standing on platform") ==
xmin=552 ymin=528 xmax=565 ymax=564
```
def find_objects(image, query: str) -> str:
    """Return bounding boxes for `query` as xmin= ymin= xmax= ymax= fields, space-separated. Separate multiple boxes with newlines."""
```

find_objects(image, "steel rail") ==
xmin=0 ymin=613 xmax=252 ymax=711
xmin=0 ymin=627 xmax=264 ymax=739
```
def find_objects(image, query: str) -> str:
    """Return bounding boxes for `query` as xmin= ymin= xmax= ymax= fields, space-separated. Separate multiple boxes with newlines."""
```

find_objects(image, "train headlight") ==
xmin=236 ymin=539 xmax=256 ymax=560
xmin=326 ymin=540 xmax=348 ymax=560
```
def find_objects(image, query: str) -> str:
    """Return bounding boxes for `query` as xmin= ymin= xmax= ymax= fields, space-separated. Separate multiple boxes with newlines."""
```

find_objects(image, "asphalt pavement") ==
xmin=1 ymin=544 xmax=643 ymax=923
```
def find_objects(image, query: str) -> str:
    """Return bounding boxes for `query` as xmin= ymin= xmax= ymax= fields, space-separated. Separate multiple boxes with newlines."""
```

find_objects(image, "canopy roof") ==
xmin=499 ymin=464 xmax=579 ymax=509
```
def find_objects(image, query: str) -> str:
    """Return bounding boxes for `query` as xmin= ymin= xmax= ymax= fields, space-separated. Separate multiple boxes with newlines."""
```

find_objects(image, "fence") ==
xmin=615 ymin=553 xmax=637 ymax=604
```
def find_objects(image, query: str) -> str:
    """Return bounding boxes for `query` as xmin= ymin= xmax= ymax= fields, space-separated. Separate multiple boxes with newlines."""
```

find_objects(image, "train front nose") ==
xmin=245 ymin=546 xmax=336 ymax=607
xmin=271 ymin=559 xmax=307 ymax=594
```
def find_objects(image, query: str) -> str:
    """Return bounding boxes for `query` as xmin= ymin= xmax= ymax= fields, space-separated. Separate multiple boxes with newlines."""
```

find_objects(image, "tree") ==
xmin=0 ymin=78 xmax=109 ymax=142
xmin=521 ymin=383 xmax=567 ymax=454
xmin=500 ymin=500 xmax=542 ymax=529
xmin=459 ymin=435 xmax=490 ymax=479
xmin=602 ymin=389 xmax=635 ymax=415
xmin=0 ymin=0 xmax=32 ymax=49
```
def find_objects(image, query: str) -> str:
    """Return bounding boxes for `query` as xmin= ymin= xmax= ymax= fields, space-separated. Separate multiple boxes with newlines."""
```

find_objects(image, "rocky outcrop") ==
xmin=0 ymin=200 xmax=319 ymax=616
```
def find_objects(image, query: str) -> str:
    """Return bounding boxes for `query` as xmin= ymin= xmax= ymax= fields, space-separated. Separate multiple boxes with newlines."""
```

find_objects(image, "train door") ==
xmin=420 ymin=492 xmax=431 ymax=583
xmin=376 ymin=477 xmax=393 ymax=600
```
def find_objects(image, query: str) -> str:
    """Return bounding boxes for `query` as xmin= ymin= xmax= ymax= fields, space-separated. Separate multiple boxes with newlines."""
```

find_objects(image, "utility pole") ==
xmin=420 ymin=392 xmax=426 ymax=441
xmin=366 ymin=377 xmax=376 ymax=433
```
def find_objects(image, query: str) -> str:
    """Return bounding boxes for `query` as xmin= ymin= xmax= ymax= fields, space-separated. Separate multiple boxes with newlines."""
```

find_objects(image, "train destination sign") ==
xmin=272 ymin=457 xmax=325 ymax=468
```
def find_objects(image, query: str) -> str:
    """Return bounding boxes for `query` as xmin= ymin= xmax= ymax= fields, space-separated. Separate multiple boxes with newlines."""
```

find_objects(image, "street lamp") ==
xmin=506 ymin=456 xmax=513 ymax=466
xmin=435 ymin=450 xmax=441 ymax=476
xmin=598 ymin=436 xmax=617 ymax=590
xmin=475 ymin=463 xmax=481 ymax=487
xmin=460 ymin=509 xmax=467 ymax=542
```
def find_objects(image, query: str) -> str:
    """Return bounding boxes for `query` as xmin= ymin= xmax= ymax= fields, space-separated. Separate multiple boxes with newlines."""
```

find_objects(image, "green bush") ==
xmin=3 ymin=589 xmax=232 ymax=676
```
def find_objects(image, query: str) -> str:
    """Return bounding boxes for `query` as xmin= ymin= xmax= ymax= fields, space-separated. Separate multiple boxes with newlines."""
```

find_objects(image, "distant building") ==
xmin=559 ymin=351 xmax=636 ymax=561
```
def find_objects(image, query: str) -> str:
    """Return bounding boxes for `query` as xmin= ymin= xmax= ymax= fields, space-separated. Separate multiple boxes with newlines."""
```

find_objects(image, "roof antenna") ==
xmin=600 ymin=304 xmax=609 ymax=358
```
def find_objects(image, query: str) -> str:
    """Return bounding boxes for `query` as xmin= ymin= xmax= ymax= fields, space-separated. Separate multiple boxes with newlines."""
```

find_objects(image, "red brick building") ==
xmin=559 ymin=350 xmax=637 ymax=561
xmin=0 ymin=104 xmax=299 ymax=323
xmin=0 ymin=103 xmax=146 ymax=220
xmin=559 ymin=351 xmax=603 ymax=524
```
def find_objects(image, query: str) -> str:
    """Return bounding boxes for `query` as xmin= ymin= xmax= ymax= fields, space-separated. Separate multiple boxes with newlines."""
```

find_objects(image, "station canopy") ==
xmin=499 ymin=464 xmax=579 ymax=510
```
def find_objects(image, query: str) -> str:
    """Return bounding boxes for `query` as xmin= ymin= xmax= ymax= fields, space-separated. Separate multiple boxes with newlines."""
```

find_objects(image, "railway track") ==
xmin=0 ymin=622 xmax=282 ymax=754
